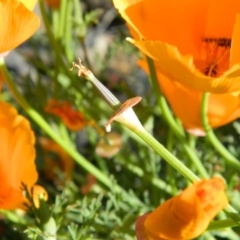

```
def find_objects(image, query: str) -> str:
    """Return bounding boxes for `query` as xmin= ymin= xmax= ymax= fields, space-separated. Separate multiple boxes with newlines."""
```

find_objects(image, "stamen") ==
xmin=195 ymin=38 xmax=231 ymax=77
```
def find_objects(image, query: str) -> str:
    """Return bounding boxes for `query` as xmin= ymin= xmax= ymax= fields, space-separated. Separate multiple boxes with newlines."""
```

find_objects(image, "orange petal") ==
xmin=0 ymin=0 xmax=40 ymax=54
xmin=230 ymin=14 xmax=240 ymax=67
xmin=204 ymin=0 xmax=240 ymax=38
xmin=20 ymin=0 xmax=37 ymax=10
xmin=157 ymin=70 xmax=240 ymax=130
xmin=135 ymin=213 xmax=151 ymax=240
xmin=0 ymin=101 xmax=38 ymax=210
xmin=130 ymin=39 xmax=240 ymax=94
xmin=143 ymin=178 xmax=228 ymax=240
xmin=208 ymin=93 xmax=240 ymax=127
xmin=123 ymin=0 xmax=211 ymax=57
xmin=45 ymin=99 xmax=87 ymax=131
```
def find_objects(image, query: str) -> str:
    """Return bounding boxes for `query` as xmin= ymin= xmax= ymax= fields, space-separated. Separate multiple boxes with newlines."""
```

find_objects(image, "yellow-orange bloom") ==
xmin=45 ymin=99 xmax=87 ymax=131
xmin=0 ymin=101 xmax=38 ymax=209
xmin=135 ymin=178 xmax=228 ymax=240
xmin=31 ymin=185 xmax=48 ymax=209
xmin=0 ymin=0 xmax=40 ymax=56
xmin=114 ymin=0 xmax=240 ymax=131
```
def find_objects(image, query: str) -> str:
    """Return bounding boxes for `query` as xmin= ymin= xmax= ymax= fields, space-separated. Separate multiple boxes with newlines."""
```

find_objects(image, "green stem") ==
xmin=201 ymin=92 xmax=240 ymax=171
xmin=79 ymin=37 xmax=92 ymax=70
xmin=134 ymin=127 xmax=199 ymax=182
xmin=0 ymin=59 xmax=121 ymax=192
xmin=64 ymin=0 xmax=74 ymax=61
xmin=39 ymin=0 xmax=64 ymax=67
xmin=166 ymin=130 xmax=178 ymax=195
xmin=146 ymin=56 xmax=185 ymax=138
xmin=208 ymin=217 xmax=240 ymax=230
xmin=56 ymin=0 xmax=67 ymax=40
xmin=147 ymin=57 xmax=209 ymax=178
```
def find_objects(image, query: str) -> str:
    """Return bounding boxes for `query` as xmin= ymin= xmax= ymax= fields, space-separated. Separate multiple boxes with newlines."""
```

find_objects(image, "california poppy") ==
xmin=0 ymin=100 xmax=38 ymax=209
xmin=114 ymin=0 xmax=240 ymax=132
xmin=135 ymin=177 xmax=228 ymax=240
xmin=0 ymin=0 xmax=40 ymax=56
xmin=45 ymin=99 xmax=87 ymax=131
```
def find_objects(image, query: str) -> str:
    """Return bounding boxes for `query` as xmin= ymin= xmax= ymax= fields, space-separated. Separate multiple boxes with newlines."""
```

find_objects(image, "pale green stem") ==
xmin=59 ymin=122 xmax=73 ymax=148
xmin=166 ymin=130 xmax=178 ymax=195
xmin=201 ymin=92 xmax=240 ymax=171
xmin=132 ymin=127 xmax=200 ymax=182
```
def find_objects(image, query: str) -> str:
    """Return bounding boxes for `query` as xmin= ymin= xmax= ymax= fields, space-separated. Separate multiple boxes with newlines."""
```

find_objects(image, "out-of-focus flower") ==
xmin=39 ymin=137 xmax=74 ymax=183
xmin=95 ymin=132 xmax=123 ymax=158
xmin=0 ymin=100 xmax=38 ymax=210
xmin=135 ymin=177 xmax=228 ymax=240
xmin=0 ymin=0 xmax=40 ymax=56
xmin=45 ymin=99 xmax=87 ymax=131
xmin=45 ymin=0 xmax=60 ymax=9
xmin=31 ymin=185 xmax=48 ymax=209
xmin=114 ymin=0 xmax=240 ymax=132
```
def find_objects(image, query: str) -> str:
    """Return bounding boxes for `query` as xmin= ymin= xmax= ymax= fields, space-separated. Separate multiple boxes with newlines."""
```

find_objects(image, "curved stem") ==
xmin=146 ymin=56 xmax=185 ymax=138
xmin=201 ymin=92 xmax=240 ymax=171
xmin=134 ymin=127 xmax=200 ymax=182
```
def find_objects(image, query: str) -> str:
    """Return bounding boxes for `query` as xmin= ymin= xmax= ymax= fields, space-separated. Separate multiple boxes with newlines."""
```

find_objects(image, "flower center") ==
xmin=194 ymin=38 xmax=231 ymax=77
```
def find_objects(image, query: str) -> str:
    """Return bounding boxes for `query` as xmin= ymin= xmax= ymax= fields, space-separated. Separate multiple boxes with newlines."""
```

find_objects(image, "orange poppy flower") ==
xmin=114 ymin=0 xmax=240 ymax=131
xmin=0 ymin=0 xmax=40 ymax=56
xmin=45 ymin=99 xmax=87 ymax=131
xmin=135 ymin=177 xmax=228 ymax=240
xmin=39 ymin=137 xmax=74 ymax=182
xmin=0 ymin=100 xmax=38 ymax=210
